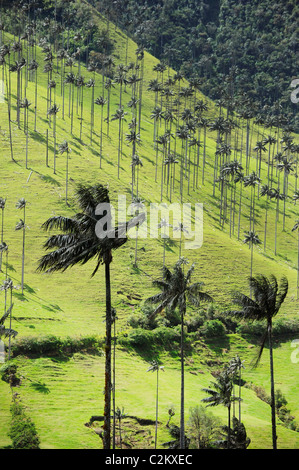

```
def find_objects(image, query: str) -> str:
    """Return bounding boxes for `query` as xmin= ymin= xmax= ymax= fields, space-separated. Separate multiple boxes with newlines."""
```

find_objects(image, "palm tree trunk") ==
xmin=155 ymin=368 xmax=159 ymax=449
xmin=227 ymin=404 xmax=231 ymax=449
xmin=179 ymin=304 xmax=186 ymax=449
xmin=268 ymin=320 xmax=277 ymax=449
xmin=103 ymin=256 xmax=112 ymax=450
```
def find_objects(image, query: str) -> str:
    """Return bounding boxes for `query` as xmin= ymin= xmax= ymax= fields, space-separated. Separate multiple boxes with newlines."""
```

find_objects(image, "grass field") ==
xmin=0 ymin=0 xmax=299 ymax=450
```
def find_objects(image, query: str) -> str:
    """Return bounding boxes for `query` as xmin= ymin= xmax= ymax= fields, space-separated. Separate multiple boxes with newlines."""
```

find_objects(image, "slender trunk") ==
xmin=268 ymin=320 xmax=277 ymax=450
xmin=179 ymin=304 xmax=186 ymax=449
xmin=103 ymin=257 xmax=112 ymax=450
xmin=155 ymin=368 xmax=159 ymax=449
xmin=227 ymin=404 xmax=231 ymax=449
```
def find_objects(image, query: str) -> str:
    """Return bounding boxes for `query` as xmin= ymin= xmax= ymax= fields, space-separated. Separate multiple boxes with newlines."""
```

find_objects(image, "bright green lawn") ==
xmin=0 ymin=0 xmax=299 ymax=449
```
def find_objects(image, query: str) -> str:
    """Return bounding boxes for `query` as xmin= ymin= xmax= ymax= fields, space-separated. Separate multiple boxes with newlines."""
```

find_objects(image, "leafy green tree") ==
xmin=146 ymin=259 xmax=212 ymax=449
xmin=229 ymin=274 xmax=289 ymax=449
xmin=188 ymin=405 xmax=222 ymax=449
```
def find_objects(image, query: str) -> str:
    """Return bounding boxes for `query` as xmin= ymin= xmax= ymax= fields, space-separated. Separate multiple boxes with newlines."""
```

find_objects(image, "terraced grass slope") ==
xmin=0 ymin=0 xmax=298 ymax=449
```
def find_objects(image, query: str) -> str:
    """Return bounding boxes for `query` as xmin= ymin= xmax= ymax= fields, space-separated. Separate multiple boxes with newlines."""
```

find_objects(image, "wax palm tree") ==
xmin=47 ymin=104 xmax=60 ymax=174
xmin=174 ymin=223 xmax=188 ymax=259
xmin=146 ymin=259 xmax=212 ymax=449
xmin=0 ymin=277 xmax=18 ymax=360
xmin=292 ymin=220 xmax=299 ymax=300
xmin=229 ymin=274 xmax=288 ymax=449
xmin=95 ymin=96 xmax=107 ymax=168
xmin=227 ymin=355 xmax=245 ymax=422
xmin=37 ymin=184 xmax=145 ymax=449
xmin=111 ymin=107 xmax=127 ymax=178
xmin=130 ymin=154 xmax=143 ymax=200
xmin=20 ymin=98 xmax=31 ymax=169
xmin=260 ymin=184 xmax=273 ymax=252
xmin=157 ymin=218 xmax=172 ymax=270
xmin=201 ymin=369 xmax=238 ymax=448
xmin=64 ymin=71 xmax=75 ymax=133
xmin=243 ymin=230 xmax=262 ymax=296
xmin=85 ymin=78 xmax=95 ymax=144
xmin=104 ymin=77 xmax=115 ymax=137
xmin=269 ymin=188 xmax=284 ymax=255
xmin=15 ymin=198 xmax=27 ymax=295
xmin=58 ymin=140 xmax=71 ymax=205
xmin=276 ymin=156 xmax=294 ymax=230
xmin=243 ymin=172 xmax=261 ymax=231
xmin=147 ymin=360 xmax=165 ymax=449
xmin=253 ymin=141 xmax=267 ymax=183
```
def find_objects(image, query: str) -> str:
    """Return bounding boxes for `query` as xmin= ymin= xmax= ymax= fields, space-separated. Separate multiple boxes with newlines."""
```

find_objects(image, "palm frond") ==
xmin=41 ymin=216 xmax=80 ymax=234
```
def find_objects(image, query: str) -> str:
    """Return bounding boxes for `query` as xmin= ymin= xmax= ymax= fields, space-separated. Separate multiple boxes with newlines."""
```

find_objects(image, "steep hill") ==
xmin=0 ymin=0 xmax=298 ymax=450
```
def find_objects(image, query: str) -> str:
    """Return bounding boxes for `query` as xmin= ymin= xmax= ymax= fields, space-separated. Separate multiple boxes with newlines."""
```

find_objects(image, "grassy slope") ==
xmin=0 ymin=1 xmax=299 ymax=449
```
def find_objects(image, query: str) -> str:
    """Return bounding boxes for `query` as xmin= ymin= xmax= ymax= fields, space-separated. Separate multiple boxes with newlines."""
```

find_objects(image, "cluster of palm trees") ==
xmin=0 ymin=2 xmax=298 ymax=451
xmin=35 ymin=182 xmax=289 ymax=449
xmin=0 ymin=196 xmax=30 ymax=359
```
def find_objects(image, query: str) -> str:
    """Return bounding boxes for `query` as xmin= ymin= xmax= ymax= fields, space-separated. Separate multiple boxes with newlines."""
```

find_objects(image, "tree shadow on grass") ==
xmin=29 ymin=381 xmax=50 ymax=394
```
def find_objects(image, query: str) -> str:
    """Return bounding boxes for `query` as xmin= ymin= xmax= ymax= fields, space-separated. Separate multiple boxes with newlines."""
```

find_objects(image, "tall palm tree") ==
xmin=20 ymin=97 xmax=31 ymax=169
xmin=0 ymin=277 xmax=17 ymax=360
xmin=174 ymin=223 xmax=188 ymax=259
xmin=15 ymin=198 xmax=27 ymax=295
xmin=201 ymin=369 xmax=238 ymax=448
xmin=243 ymin=172 xmax=261 ymax=231
xmin=146 ymin=259 xmax=212 ymax=449
xmin=147 ymin=360 xmax=165 ymax=449
xmin=227 ymin=355 xmax=245 ymax=423
xmin=243 ymin=230 xmax=262 ymax=296
xmin=157 ymin=218 xmax=172 ymax=270
xmin=111 ymin=107 xmax=127 ymax=179
xmin=276 ymin=156 xmax=294 ymax=230
xmin=229 ymin=274 xmax=289 ymax=449
xmin=37 ymin=184 xmax=145 ymax=449
xmin=95 ymin=96 xmax=107 ymax=168
xmin=58 ymin=140 xmax=71 ymax=205
xmin=47 ymin=104 xmax=60 ymax=174
xmin=130 ymin=154 xmax=143 ymax=200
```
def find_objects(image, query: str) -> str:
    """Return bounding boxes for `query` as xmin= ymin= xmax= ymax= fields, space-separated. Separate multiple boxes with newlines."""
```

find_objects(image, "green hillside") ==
xmin=0 ymin=0 xmax=299 ymax=450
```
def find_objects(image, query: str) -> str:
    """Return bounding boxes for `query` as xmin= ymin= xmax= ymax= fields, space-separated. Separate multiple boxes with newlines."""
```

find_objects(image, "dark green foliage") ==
xmin=10 ymin=334 xmax=103 ymax=357
xmin=119 ymin=326 xmax=180 ymax=349
xmin=8 ymin=397 xmax=40 ymax=449
xmin=200 ymin=319 xmax=226 ymax=338
xmin=93 ymin=0 xmax=298 ymax=127
xmin=0 ymin=362 xmax=20 ymax=386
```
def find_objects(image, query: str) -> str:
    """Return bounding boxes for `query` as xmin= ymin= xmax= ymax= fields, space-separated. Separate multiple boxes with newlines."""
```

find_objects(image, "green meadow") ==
xmin=0 ymin=0 xmax=299 ymax=450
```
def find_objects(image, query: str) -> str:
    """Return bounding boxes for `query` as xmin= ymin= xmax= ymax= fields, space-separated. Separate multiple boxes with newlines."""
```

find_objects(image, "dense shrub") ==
xmin=236 ymin=318 xmax=299 ymax=337
xmin=8 ymin=398 xmax=40 ymax=449
xmin=0 ymin=362 xmax=20 ymax=386
xmin=118 ymin=326 xmax=180 ymax=349
xmin=200 ymin=320 xmax=226 ymax=338
xmin=10 ymin=335 xmax=103 ymax=357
